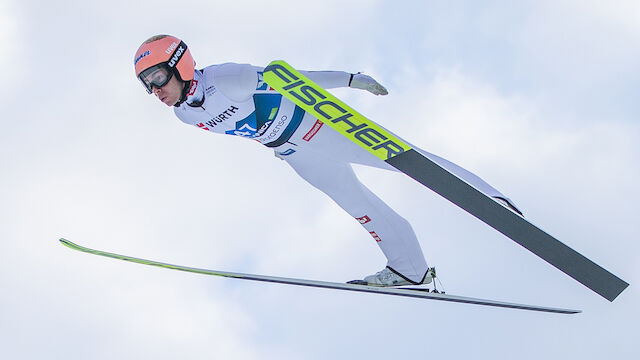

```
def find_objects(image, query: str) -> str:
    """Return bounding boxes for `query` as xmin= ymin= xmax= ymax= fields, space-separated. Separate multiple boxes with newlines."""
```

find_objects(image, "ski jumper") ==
xmin=173 ymin=63 xmax=514 ymax=283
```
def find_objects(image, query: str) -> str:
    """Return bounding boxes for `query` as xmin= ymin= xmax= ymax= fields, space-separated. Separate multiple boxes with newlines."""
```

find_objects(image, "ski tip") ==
xmin=266 ymin=59 xmax=287 ymax=66
xmin=59 ymin=238 xmax=78 ymax=249
xmin=555 ymin=308 xmax=582 ymax=314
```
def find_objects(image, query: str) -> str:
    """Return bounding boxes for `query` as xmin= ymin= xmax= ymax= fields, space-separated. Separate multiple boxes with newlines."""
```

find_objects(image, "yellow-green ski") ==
xmin=59 ymin=238 xmax=580 ymax=314
xmin=263 ymin=61 xmax=411 ymax=161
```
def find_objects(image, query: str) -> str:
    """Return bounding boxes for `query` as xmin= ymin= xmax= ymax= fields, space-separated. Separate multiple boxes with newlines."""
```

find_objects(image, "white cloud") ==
xmin=383 ymin=65 xmax=639 ymax=224
xmin=0 ymin=1 xmax=15 ymax=50
xmin=512 ymin=1 xmax=640 ymax=104
xmin=571 ymin=0 xmax=640 ymax=35
xmin=0 ymin=0 xmax=21 ymax=85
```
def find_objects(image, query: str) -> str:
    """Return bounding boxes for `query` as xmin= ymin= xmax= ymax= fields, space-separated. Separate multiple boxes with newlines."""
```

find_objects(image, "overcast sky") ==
xmin=1 ymin=0 xmax=638 ymax=359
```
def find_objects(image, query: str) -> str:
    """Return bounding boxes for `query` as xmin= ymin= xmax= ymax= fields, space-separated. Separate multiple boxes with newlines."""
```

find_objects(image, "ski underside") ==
xmin=60 ymin=238 xmax=579 ymax=314
xmin=262 ymin=61 xmax=628 ymax=302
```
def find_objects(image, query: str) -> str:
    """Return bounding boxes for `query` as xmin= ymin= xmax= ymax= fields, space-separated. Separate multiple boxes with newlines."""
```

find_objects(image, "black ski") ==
xmin=263 ymin=60 xmax=629 ymax=301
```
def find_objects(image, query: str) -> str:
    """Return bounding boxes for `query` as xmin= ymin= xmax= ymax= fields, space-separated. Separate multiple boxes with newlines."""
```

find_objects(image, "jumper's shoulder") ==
xmin=204 ymin=62 xmax=264 ymax=102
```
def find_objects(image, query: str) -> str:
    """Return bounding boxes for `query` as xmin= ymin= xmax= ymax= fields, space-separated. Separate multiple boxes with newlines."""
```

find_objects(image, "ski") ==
xmin=60 ymin=238 xmax=579 ymax=314
xmin=263 ymin=61 xmax=629 ymax=302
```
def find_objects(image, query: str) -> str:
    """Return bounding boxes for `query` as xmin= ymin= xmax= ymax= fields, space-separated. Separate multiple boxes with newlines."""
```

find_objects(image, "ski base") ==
xmin=60 ymin=238 xmax=580 ymax=314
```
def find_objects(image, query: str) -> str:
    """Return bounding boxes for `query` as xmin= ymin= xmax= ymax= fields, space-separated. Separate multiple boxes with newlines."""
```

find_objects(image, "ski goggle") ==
xmin=138 ymin=64 xmax=174 ymax=94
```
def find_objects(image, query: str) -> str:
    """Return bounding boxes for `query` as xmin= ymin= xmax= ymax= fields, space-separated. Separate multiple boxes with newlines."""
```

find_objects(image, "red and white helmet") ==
xmin=134 ymin=35 xmax=195 ymax=93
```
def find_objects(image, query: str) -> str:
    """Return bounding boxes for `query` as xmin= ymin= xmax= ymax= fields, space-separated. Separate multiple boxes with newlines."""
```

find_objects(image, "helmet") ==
xmin=134 ymin=35 xmax=195 ymax=93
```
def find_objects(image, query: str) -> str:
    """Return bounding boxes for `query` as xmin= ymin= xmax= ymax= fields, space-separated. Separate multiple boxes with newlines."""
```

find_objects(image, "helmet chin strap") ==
xmin=179 ymin=71 xmax=206 ymax=108
xmin=173 ymin=80 xmax=191 ymax=107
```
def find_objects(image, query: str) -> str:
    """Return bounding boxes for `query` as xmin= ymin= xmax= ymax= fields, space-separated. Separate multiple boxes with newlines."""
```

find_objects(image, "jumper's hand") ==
xmin=349 ymin=73 xmax=388 ymax=95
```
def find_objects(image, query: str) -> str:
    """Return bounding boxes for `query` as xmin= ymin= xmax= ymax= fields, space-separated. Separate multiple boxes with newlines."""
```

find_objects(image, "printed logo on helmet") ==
xmin=165 ymin=42 xmax=178 ymax=54
xmin=168 ymin=46 xmax=185 ymax=68
xmin=134 ymin=50 xmax=150 ymax=65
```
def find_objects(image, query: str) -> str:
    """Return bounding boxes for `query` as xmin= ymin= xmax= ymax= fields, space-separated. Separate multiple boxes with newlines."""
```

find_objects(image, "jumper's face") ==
xmin=138 ymin=64 xmax=183 ymax=106
xmin=152 ymin=75 xmax=182 ymax=106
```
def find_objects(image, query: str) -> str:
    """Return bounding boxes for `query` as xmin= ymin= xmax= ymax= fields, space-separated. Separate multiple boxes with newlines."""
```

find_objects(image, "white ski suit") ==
xmin=173 ymin=63 xmax=514 ymax=283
